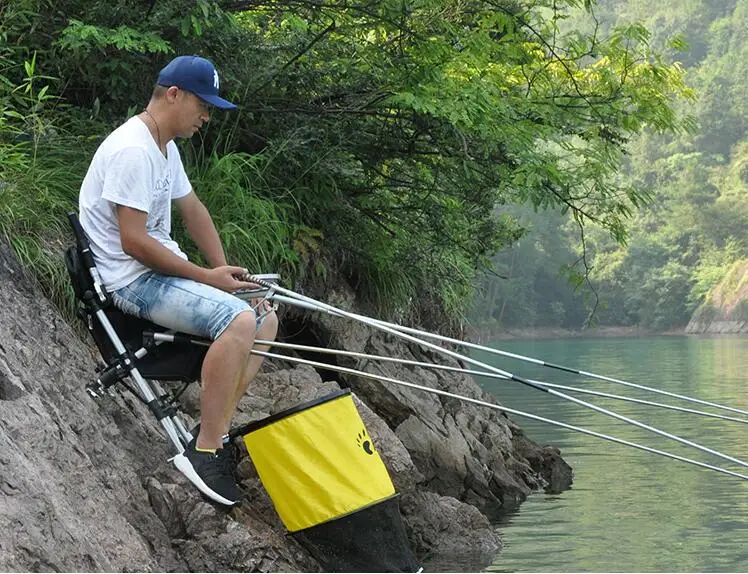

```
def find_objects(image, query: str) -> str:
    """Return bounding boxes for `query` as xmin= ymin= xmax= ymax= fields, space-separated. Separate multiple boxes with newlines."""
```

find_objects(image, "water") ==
xmin=468 ymin=335 xmax=748 ymax=573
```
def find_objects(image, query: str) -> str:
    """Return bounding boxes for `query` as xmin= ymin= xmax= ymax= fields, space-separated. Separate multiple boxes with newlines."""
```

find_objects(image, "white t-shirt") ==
xmin=79 ymin=116 xmax=192 ymax=291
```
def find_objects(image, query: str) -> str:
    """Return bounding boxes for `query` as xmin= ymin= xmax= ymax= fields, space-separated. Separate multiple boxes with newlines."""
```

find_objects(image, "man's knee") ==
xmin=220 ymin=310 xmax=257 ymax=342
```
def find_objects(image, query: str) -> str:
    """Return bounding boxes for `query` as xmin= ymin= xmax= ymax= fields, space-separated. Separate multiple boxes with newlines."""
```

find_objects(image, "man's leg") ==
xmin=113 ymin=272 xmax=257 ymax=504
xmin=198 ymin=310 xmax=257 ymax=449
xmin=113 ymin=273 xmax=259 ymax=448
xmin=224 ymin=309 xmax=279 ymax=422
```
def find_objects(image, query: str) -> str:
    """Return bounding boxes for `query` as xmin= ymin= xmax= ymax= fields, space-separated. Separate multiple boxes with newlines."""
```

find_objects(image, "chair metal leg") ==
xmin=150 ymin=379 xmax=194 ymax=447
xmin=92 ymin=307 xmax=187 ymax=454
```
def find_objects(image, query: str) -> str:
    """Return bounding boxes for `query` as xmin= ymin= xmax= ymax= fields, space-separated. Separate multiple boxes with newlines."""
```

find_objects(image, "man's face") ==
xmin=173 ymin=89 xmax=211 ymax=137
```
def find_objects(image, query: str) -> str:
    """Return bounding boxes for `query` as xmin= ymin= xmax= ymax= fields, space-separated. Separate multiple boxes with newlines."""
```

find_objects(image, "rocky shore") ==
xmin=468 ymin=325 xmax=688 ymax=342
xmin=0 ymin=242 xmax=572 ymax=572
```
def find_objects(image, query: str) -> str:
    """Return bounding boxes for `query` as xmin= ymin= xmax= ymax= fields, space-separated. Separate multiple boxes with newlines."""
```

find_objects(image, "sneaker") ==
xmin=173 ymin=443 xmax=242 ymax=507
xmin=187 ymin=424 xmax=239 ymax=472
xmin=189 ymin=439 xmax=239 ymax=479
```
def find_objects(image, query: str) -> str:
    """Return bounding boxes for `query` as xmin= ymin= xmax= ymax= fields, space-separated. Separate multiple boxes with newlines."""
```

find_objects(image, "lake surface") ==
xmin=469 ymin=335 xmax=748 ymax=573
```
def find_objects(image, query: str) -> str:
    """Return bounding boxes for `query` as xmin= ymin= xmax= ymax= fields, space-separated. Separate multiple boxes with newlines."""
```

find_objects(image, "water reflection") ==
xmin=469 ymin=336 xmax=748 ymax=573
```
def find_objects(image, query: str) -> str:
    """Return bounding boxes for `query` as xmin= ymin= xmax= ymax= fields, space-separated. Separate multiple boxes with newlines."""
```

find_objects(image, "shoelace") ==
xmin=216 ymin=444 xmax=238 ymax=478
xmin=192 ymin=450 xmax=229 ymax=482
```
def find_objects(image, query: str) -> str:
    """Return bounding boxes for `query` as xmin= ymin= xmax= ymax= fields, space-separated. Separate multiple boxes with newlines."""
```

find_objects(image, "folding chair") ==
xmin=63 ymin=212 xmax=278 ymax=503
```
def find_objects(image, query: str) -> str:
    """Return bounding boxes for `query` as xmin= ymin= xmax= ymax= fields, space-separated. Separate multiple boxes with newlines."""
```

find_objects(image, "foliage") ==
xmin=224 ymin=0 xmax=691 ymax=328
xmin=470 ymin=206 xmax=589 ymax=329
xmin=473 ymin=0 xmax=748 ymax=332
xmin=175 ymin=147 xmax=301 ymax=277
xmin=0 ymin=0 xmax=694 ymax=332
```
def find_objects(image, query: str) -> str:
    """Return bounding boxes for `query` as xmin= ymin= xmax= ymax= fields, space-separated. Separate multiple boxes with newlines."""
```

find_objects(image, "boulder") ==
xmin=0 ymin=243 xmax=182 ymax=572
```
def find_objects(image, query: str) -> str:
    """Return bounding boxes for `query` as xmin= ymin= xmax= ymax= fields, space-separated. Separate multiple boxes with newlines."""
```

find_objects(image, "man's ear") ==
xmin=164 ymin=86 xmax=180 ymax=103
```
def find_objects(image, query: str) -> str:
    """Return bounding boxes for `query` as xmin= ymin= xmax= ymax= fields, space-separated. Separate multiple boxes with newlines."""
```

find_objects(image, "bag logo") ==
xmin=356 ymin=429 xmax=375 ymax=455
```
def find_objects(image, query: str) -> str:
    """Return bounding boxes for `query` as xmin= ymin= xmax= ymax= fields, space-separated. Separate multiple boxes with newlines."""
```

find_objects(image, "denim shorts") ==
xmin=111 ymin=271 xmax=261 ymax=340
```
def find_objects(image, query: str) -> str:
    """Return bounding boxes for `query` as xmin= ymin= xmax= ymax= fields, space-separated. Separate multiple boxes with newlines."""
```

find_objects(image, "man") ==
xmin=79 ymin=55 xmax=278 ymax=506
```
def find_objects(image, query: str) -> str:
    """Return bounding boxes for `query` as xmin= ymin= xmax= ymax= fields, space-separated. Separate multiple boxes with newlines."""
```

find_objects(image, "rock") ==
xmin=0 ymin=243 xmax=183 ymax=572
xmin=400 ymin=490 xmax=501 ymax=568
xmin=686 ymin=319 xmax=747 ymax=333
xmin=686 ymin=261 xmax=748 ymax=333
xmin=144 ymin=470 xmax=319 ymax=572
xmin=511 ymin=431 xmax=574 ymax=495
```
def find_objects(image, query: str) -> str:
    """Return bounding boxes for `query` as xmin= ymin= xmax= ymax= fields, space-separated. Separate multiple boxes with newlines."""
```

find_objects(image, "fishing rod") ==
xmin=148 ymin=328 xmax=748 ymax=481
xmin=254 ymin=281 xmax=748 ymax=470
xmin=255 ymin=339 xmax=748 ymax=426
xmin=268 ymin=293 xmax=748 ymax=418
xmin=246 ymin=347 xmax=748 ymax=482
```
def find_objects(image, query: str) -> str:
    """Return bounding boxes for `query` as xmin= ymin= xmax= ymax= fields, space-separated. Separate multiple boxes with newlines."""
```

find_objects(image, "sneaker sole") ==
xmin=172 ymin=453 xmax=240 ymax=507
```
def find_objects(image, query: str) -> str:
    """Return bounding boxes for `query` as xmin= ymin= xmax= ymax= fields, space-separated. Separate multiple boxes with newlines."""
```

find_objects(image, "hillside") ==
xmin=470 ymin=0 xmax=748 ymax=333
xmin=686 ymin=260 xmax=748 ymax=333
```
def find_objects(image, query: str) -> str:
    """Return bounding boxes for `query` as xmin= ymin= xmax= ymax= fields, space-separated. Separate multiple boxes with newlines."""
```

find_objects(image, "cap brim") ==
xmin=196 ymin=93 xmax=237 ymax=110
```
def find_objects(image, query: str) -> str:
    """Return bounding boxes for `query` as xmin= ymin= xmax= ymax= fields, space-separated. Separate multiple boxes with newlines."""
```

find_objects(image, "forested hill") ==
xmin=1 ymin=0 xmax=689 ymax=334
xmin=471 ymin=0 xmax=748 ymax=334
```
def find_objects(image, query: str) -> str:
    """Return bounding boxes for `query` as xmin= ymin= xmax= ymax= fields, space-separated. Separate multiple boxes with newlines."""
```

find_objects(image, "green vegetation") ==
xmin=471 ymin=0 xmax=748 ymax=333
xmin=0 ymin=0 xmax=692 ymax=331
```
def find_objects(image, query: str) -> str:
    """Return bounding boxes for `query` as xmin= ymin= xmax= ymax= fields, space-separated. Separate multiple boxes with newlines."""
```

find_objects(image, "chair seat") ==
xmin=94 ymin=307 xmax=208 ymax=382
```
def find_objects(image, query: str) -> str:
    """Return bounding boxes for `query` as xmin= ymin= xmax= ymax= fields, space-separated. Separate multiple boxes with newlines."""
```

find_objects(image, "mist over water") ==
xmin=469 ymin=335 xmax=748 ymax=573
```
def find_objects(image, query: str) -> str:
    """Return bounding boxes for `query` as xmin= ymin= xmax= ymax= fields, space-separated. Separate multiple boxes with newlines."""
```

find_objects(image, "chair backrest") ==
xmin=64 ymin=244 xmax=99 ymax=305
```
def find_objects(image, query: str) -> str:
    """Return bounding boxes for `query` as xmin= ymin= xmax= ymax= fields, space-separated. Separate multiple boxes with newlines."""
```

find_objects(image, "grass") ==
xmin=179 ymin=149 xmax=302 ymax=280
xmin=0 ymin=136 xmax=87 ymax=322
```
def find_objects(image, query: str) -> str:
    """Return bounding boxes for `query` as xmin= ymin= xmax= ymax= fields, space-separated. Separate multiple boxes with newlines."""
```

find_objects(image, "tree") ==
xmin=2 ymin=0 xmax=693 ymax=331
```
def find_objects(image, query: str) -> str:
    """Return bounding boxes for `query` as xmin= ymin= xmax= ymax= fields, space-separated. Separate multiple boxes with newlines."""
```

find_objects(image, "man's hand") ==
xmin=203 ymin=266 xmax=259 ymax=292
xmin=250 ymin=297 xmax=273 ymax=314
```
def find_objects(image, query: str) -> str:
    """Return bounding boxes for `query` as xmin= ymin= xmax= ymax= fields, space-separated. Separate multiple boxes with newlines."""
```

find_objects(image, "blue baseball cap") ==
xmin=157 ymin=55 xmax=237 ymax=110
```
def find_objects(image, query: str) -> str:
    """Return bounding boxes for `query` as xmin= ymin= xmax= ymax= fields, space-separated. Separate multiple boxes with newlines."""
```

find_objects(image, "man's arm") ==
xmin=117 ymin=205 xmax=254 ymax=292
xmin=174 ymin=191 xmax=227 ymax=268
